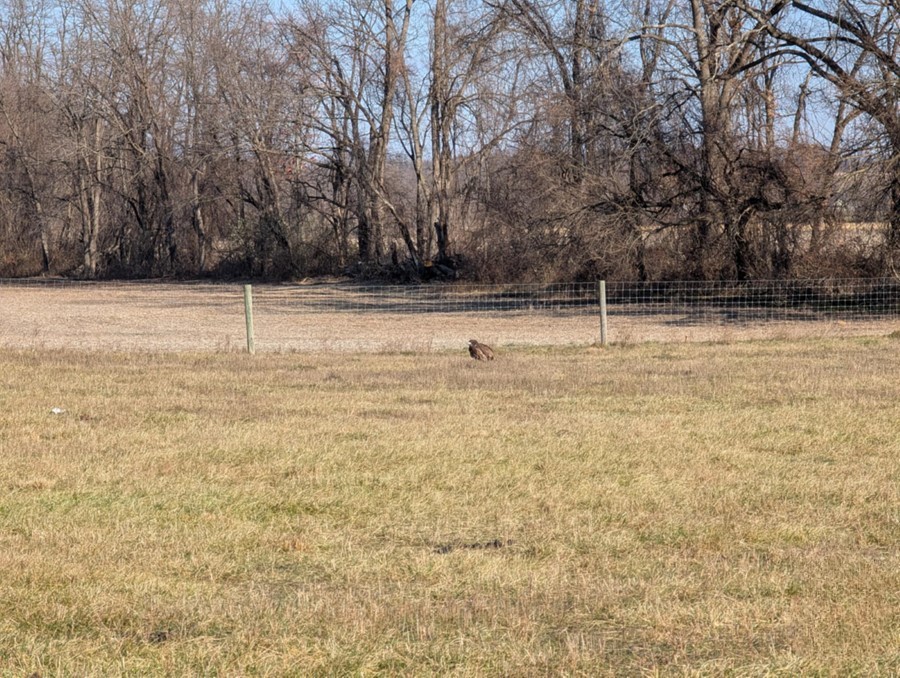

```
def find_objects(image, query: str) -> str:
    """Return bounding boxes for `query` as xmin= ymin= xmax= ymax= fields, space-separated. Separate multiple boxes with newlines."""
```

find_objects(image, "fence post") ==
xmin=598 ymin=280 xmax=608 ymax=346
xmin=243 ymin=284 xmax=255 ymax=354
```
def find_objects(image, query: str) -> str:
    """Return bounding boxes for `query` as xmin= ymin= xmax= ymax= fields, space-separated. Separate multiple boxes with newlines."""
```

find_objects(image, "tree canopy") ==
xmin=0 ymin=0 xmax=897 ymax=281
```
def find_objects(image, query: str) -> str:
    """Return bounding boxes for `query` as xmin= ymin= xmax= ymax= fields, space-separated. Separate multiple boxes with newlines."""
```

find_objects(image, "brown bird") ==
xmin=468 ymin=339 xmax=495 ymax=361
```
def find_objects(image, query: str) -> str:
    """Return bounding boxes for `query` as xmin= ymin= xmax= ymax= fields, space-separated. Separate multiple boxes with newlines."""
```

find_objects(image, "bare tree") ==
xmin=626 ymin=0 xmax=813 ymax=279
xmin=50 ymin=1 xmax=119 ymax=278
xmin=0 ymin=0 xmax=56 ymax=273
xmin=389 ymin=0 xmax=520 ymax=273
xmin=738 ymin=0 xmax=900 ymax=262
xmin=171 ymin=0 xmax=220 ymax=274
xmin=428 ymin=0 xmax=515 ymax=265
xmin=494 ymin=0 xmax=610 ymax=181
xmin=212 ymin=0 xmax=314 ymax=276
xmin=289 ymin=0 xmax=414 ymax=269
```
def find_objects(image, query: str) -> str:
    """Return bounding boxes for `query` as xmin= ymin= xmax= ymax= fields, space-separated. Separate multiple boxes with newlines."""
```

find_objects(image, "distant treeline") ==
xmin=0 ymin=0 xmax=898 ymax=282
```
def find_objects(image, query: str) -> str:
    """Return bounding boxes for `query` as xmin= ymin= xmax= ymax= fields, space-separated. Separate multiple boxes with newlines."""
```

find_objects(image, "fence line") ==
xmin=252 ymin=281 xmax=601 ymax=314
xmin=1 ymin=278 xmax=898 ymax=352
xmin=606 ymin=279 xmax=900 ymax=321
xmin=248 ymin=278 xmax=900 ymax=317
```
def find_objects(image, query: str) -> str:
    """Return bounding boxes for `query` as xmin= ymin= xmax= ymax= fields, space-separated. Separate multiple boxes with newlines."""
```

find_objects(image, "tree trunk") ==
xmin=888 ymin=174 xmax=900 ymax=252
xmin=190 ymin=169 xmax=207 ymax=273
xmin=77 ymin=117 xmax=104 ymax=278
xmin=729 ymin=210 xmax=754 ymax=281
xmin=155 ymin=152 xmax=177 ymax=270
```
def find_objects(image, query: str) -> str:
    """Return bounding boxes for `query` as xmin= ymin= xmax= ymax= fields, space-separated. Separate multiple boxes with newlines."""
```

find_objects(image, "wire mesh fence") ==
xmin=252 ymin=282 xmax=602 ymax=315
xmin=608 ymin=278 xmax=900 ymax=320
xmin=1 ymin=278 xmax=898 ymax=352
xmin=251 ymin=279 xmax=900 ymax=317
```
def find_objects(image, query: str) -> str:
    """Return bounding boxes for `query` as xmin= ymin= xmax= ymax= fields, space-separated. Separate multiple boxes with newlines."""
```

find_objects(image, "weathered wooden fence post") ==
xmin=243 ymin=284 xmax=255 ymax=354
xmin=598 ymin=280 xmax=608 ymax=346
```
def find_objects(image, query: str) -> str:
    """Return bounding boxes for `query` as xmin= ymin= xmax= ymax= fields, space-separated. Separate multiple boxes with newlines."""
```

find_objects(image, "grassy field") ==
xmin=0 ymin=338 xmax=898 ymax=676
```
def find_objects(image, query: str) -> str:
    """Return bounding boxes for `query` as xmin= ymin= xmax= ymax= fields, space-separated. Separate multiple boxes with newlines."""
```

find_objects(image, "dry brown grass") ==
xmin=1 ymin=281 xmax=897 ymax=353
xmin=1 ymin=338 xmax=899 ymax=675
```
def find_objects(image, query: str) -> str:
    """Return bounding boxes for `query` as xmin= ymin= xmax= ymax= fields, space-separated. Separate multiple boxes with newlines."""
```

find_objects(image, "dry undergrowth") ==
xmin=0 ymin=338 xmax=898 ymax=675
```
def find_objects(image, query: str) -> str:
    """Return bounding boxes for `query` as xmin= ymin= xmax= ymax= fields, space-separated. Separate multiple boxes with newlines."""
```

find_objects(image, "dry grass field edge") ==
xmin=0 ymin=338 xmax=898 ymax=675
xmin=2 ymin=282 xmax=899 ymax=353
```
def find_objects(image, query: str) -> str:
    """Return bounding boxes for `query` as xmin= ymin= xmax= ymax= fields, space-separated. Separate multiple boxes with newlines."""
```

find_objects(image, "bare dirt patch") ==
xmin=1 ymin=281 xmax=897 ymax=352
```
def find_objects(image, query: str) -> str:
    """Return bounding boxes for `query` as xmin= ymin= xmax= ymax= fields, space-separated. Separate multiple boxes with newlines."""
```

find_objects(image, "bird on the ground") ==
xmin=468 ymin=339 xmax=495 ymax=361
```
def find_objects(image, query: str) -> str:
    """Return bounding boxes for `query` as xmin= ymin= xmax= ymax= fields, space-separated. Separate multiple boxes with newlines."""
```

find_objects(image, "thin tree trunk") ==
xmin=190 ymin=169 xmax=207 ymax=273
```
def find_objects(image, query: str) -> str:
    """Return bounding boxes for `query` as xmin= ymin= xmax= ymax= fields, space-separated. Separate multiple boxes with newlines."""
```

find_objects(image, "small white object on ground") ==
xmin=50 ymin=407 xmax=66 ymax=415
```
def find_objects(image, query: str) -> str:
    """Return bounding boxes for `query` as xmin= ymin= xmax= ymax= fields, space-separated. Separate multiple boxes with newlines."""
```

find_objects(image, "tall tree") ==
xmin=427 ymin=0 xmax=515 ymax=264
xmin=214 ymin=0 xmax=312 ymax=276
xmin=739 ymin=0 xmax=900 ymax=257
xmin=289 ymin=0 xmax=413 ymax=267
xmin=0 ymin=0 xmax=55 ymax=273
xmin=53 ymin=1 xmax=117 ymax=277
xmin=496 ymin=0 xmax=608 ymax=180
xmin=632 ymin=0 xmax=805 ymax=278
